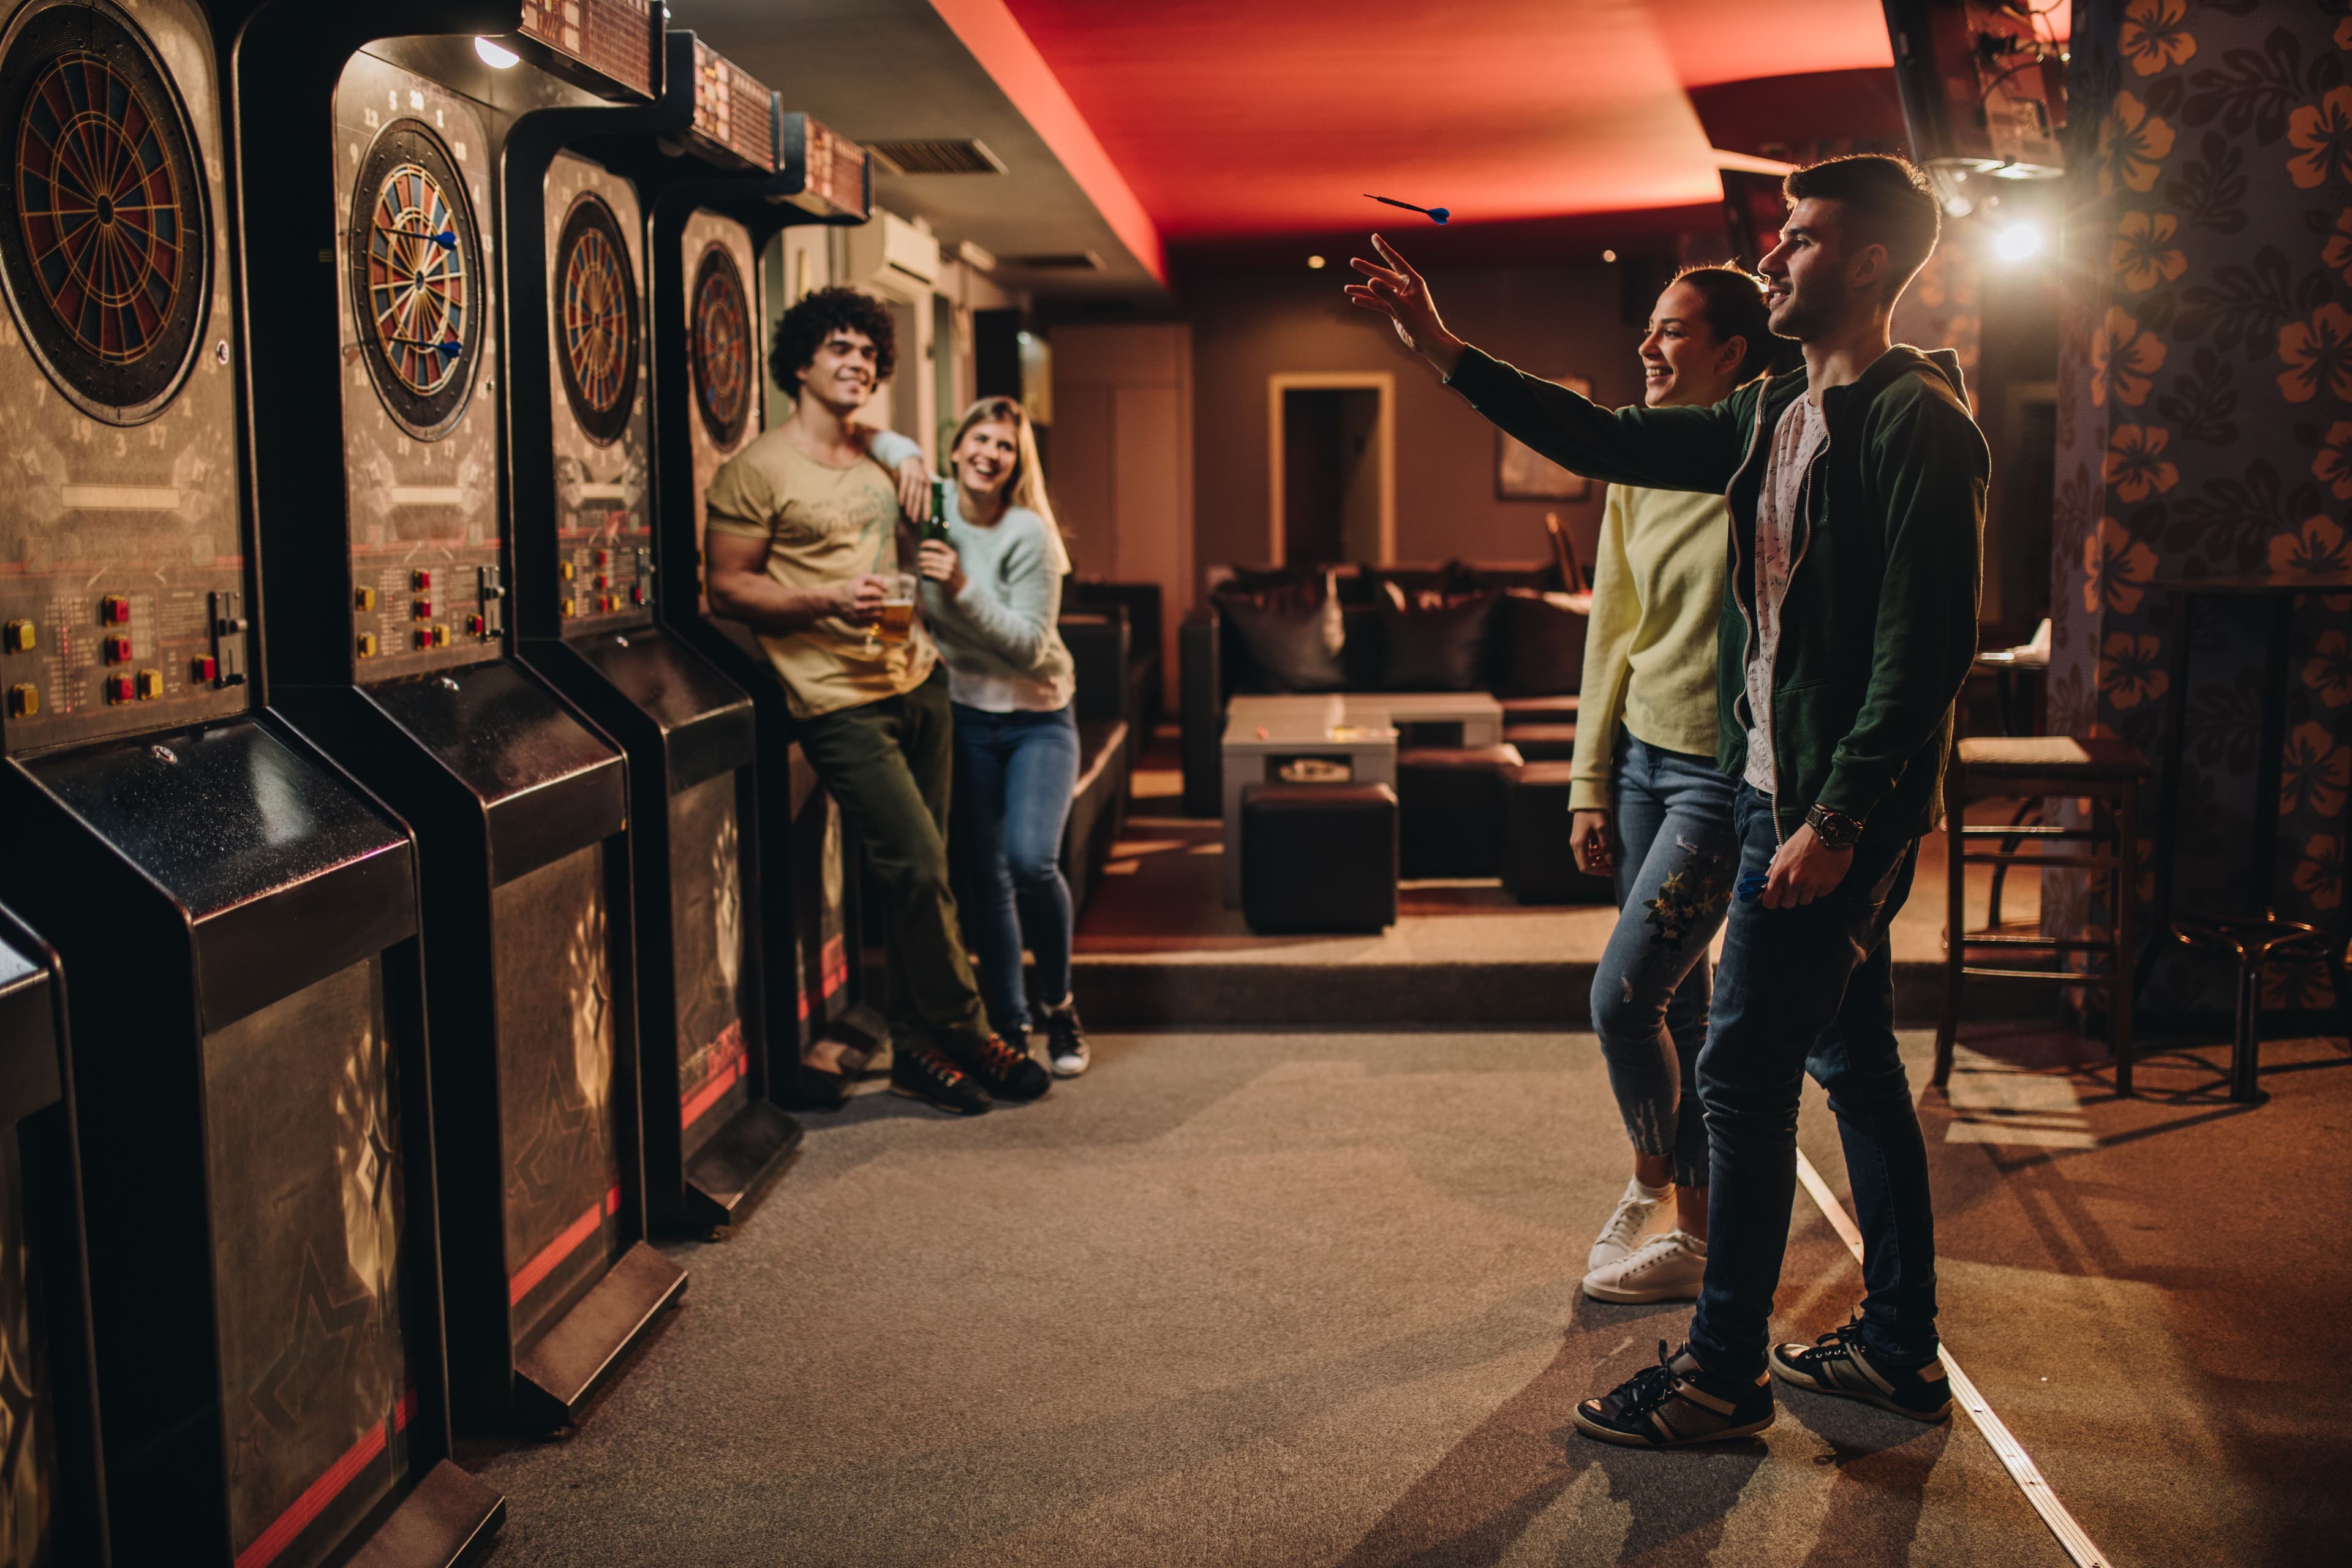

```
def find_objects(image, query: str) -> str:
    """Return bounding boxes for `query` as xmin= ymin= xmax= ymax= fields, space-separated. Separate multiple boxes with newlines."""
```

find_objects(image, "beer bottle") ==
xmin=924 ymin=478 xmax=952 ymax=544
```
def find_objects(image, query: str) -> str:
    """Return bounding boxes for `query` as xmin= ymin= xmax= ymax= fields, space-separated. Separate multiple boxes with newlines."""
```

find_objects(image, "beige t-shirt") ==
xmin=704 ymin=429 xmax=936 ymax=720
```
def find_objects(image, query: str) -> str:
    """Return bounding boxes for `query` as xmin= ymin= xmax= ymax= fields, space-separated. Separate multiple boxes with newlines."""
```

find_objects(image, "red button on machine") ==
xmin=412 ymin=600 xmax=432 ymax=620
xmin=466 ymin=614 xmax=485 ymax=636
xmin=412 ymin=569 xmax=432 ymax=590
xmin=100 ymin=595 xmax=130 ymax=625
xmin=594 ymin=574 xmax=609 ymax=590
xmin=192 ymin=655 xmax=217 ymax=684
xmin=106 ymin=673 xmax=134 ymax=704
xmin=631 ymin=586 xmax=647 ymax=607
xmin=105 ymin=635 xmax=132 ymax=663
xmin=414 ymin=628 xmax=434 ymax=650
xmin=593 ymin=549 xmax=608 ymax=566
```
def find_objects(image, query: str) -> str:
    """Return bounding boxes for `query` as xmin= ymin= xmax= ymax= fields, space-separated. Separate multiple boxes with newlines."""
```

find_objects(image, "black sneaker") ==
xmin=1572 ymin=1341 xmax=1776 ymax=1448
xmin=1769 ymin=1317 xmax=1953 ymax=1422
xmin=889 ymin=1047 xmax=992 ymax=1116
xmin=950 ymin=1034 xmax=1051 ymax=1101
xmin=1041 ymin=1002 xmax=1090 ymax=1078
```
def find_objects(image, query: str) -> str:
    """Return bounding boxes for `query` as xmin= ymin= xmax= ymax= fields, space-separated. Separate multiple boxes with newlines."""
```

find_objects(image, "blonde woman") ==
xmin=914 ymin=397 xmax=1090 ymax=1076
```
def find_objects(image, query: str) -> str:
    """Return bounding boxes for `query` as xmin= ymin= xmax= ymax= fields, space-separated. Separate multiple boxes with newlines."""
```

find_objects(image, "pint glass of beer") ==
xmin=876 ymin=573 xmax=919 ymax=644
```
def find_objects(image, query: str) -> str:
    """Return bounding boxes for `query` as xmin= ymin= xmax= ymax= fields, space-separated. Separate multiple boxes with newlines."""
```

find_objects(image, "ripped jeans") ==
xmin=1590 ymin=736 xmax=1738 ymax=1189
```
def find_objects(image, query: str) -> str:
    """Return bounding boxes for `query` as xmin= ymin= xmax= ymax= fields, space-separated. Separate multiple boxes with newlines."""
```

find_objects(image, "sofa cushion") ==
xmin=1376 ymin=584 xmax=1498 ymax=691
xmin=1494 ymin=589 xmax=1587 ymax=696
xmin=1219 ymin=574 xmax=1346 ymax=692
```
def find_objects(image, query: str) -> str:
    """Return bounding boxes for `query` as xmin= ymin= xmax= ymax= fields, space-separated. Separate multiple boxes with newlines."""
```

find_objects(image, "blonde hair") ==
xmin=949 ymin=396 xmax=1064 ymax=546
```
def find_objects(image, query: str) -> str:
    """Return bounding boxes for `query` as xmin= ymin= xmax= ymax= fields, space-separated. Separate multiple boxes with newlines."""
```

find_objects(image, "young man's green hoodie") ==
xmin=1449 ymin=344 xmax=1987 ymax=846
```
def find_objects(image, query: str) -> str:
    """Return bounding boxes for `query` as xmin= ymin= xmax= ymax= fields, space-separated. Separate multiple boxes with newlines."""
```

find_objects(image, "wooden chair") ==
xmin=1935 ymin=736 xmax=2150 ymax=1093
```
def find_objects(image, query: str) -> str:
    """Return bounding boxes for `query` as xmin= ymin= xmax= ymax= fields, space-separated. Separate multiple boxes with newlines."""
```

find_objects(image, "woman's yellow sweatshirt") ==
xmin=1568 ymin=484 xmax=1731 ymax=811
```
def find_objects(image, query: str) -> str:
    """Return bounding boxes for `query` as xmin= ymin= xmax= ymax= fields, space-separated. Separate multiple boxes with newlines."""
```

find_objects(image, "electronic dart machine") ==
xmin=0 ymin=2 xmax=500 ymax=1562
xmin=233 ymin=0 xmax=684 ymax=1430
xmin=603 ymin=47 xmax=883 ymax=1094
xmin=0 ymin=905 xmax=101 ymax=1566
xmin=505 ymin=28 xmax=796 ymax=1233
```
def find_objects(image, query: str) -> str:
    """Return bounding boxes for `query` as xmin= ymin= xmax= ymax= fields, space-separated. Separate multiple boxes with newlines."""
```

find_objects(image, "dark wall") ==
xmin=1183 ymin=261 xmax=1645 ymax=581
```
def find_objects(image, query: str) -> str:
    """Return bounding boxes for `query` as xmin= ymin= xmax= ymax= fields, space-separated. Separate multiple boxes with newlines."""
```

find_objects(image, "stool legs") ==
xmin=2113 ymin=780 xmax=2138 ymax=1096
xmin=2231 ymin=947 xmax=2263 ymax=1102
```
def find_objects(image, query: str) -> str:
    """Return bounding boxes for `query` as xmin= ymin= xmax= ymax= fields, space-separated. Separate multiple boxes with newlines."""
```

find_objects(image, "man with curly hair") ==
xmin=706 ymin=285 xmax=1048 ymax=1115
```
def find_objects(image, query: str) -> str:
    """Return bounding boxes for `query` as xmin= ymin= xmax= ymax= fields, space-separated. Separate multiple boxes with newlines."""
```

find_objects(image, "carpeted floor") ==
xmin=466 ymin=1028 xmax=2350 ymax=1567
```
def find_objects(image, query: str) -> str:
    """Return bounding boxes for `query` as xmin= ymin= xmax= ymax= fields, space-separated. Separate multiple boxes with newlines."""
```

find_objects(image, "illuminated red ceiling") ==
xmin=1000 ymin=1 xmax=1909 ymax=244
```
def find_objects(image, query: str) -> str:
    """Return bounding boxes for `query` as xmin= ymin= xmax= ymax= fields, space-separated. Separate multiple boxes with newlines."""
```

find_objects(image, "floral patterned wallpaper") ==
xmin=2049 ymin=0 xmax=2352 ymax=1013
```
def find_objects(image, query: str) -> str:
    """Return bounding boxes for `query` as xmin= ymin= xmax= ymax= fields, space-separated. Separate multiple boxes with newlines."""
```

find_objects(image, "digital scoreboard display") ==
xmin=516 ymin=0 xmax=659 ymax=103
xmin=685 ymin=40 xmax=775 ymax=174
xmin=779 ymin=112 xmax=870 ymax=223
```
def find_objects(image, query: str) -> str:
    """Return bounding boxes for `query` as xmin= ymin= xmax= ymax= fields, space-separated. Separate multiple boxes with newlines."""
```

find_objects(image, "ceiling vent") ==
xmin=1012 ymin=251 xmax=1106 ymax=272
xmin=866 ymin=138 xmax=1008 ymax=176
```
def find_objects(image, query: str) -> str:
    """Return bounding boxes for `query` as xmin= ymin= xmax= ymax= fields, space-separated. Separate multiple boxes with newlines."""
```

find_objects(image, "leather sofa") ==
xmin=1180 ymin=561 xmax=1585 ymax=818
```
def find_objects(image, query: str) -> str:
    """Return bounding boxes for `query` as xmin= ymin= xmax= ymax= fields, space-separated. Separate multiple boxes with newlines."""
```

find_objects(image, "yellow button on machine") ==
xmin=560 ymin=597 xmax=576 ymax=617
xmin=355 ymin=586 xmax=377 ymax=611
xmin=3 ymin=619 xmax=33 ymax=652
xmin=559 ymin=561 xmax=575 ymax=581
xmin=357 ymin=632 xmax=377 ymax=658
xmin=432 ymin=624 xmax=450 ymax=647
xmin=7 ymin=683 xmax=35 ymax=717
xmin=135 ymin=669 xmax=165 ymax=700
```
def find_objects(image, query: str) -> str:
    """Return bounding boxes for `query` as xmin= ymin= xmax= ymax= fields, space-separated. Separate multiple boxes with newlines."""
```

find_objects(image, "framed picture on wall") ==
xmin=1496 ymin=375 xmax=1593 ymax=500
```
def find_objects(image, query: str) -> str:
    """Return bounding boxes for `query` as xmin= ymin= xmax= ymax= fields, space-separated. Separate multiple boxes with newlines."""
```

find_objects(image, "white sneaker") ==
xmin=1587 ymin=1180 xmax=1667 ymax=1272
xmin=1582 ymin=1229 xmax=1708 ymax=1303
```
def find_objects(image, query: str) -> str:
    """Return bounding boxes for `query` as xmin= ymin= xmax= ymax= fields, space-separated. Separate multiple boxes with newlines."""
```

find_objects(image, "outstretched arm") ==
xmin=1346 ymin=233 xmax=1748 ymax=494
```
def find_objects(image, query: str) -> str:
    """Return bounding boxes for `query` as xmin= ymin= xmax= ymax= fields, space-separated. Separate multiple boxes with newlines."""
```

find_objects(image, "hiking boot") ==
xmin=949 ymin=1033 xmax=1051 ymax=1102
xmin=1588 ymin=1178 xmax=1668 ymax=1271
xmin=1572 ymin=1341 xmax=1776 ymax=1449
xmin=1582 ymin=1229 xmax=1707 ymax=1303
xmin=1769 ymin=1317 xmax=1953 ymax=1422
xmin=1041 ymin=1001 xmax=1090 ymax=1078
xmin=889 ymin=1046 xmax=992 ymax=1116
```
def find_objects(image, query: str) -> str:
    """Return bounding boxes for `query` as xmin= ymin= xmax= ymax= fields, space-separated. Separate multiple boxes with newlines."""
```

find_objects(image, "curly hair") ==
xmin=770 ymin=285 xmax=897 ymax=394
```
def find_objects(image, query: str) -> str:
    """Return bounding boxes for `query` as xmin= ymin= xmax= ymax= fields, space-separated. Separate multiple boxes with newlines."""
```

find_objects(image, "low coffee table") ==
xmin=1219 ymin=693 xmax=1504 ymax=905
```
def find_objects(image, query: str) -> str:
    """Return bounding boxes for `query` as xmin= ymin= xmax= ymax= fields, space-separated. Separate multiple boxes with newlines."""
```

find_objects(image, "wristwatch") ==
xmin=1805 ymin=803 xmax=1863 ymax=850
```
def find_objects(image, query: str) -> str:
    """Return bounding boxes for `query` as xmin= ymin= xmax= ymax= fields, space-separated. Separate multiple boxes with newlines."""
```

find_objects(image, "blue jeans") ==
xmin=1593 ymin=737 xmax=1738 ymax=1189
xmin=1689 ymin=785 xmax=1937 ymax=1382
xmin=950 ymin=702 xmax=1080 ymax=1035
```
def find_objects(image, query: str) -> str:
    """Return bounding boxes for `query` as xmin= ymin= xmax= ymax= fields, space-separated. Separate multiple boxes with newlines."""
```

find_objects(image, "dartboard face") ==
xmin=554 ymin=193 xmax=636 ymax=445
xmin=0 ymin=2 xmax=209 ymax=426
xmin=690 ymin=243 xmax=751 ymax=447
xmin=349 ymin=118 xmax=483 ymax=440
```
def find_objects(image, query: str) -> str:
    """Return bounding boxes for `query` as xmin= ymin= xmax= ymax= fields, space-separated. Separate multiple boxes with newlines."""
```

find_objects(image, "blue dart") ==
xmin=1366 ymin=194 xmax=1449 ymax=225
xmin=1736 ymin=872 xmax=1768 ymax=903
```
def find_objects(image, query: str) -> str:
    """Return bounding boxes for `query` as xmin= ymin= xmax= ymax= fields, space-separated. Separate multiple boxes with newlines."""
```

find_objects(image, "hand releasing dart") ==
xmin=1366 ymin=194 xmax=1449 ymax=225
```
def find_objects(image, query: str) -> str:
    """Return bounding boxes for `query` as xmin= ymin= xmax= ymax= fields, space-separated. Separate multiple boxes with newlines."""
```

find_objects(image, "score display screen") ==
xmin=687 ymin=41 xmax=775 ymax=173
xmin=518 ymin=0 xmax=657 ymax=101
xmin=783 ymin=115 xmax=869 ymax=223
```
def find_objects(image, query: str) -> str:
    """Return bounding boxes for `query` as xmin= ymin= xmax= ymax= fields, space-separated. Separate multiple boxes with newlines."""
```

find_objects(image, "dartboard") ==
xmin=689 ymin=242 xmax=751 ymax=447
xmin=0 ymin=4 xmax=209 ymax=426
xmin=553 ymin=193 xmax=636 ymax=445
xmin=349 ymin=118 xmax=482 ymax=440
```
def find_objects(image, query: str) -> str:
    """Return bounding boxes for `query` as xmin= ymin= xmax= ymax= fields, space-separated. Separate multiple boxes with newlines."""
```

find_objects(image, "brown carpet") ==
xmin=459 ymin=1025 xmax=2352 ymax=1566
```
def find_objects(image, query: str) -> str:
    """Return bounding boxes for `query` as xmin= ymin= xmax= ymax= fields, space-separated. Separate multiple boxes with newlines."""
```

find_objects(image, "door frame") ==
xmin=1267 ymin=371 xmax=1395 ymax=565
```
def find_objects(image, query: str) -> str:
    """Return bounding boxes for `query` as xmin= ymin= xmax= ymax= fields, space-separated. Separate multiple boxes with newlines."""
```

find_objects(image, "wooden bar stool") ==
xmin=1934 ymin=736 xmax=2150 ymax=1093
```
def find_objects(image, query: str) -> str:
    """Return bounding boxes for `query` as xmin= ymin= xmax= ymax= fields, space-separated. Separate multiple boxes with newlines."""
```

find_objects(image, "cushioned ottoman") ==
xmin=1240 ymin=782 xmax=1398 ymax=933
xmin=1502 ymin=761 xmax=1616 ymax=905
xmin=1396 ymin=744 xmax=1525 ymax=878
xmin=1501 ymin=722 xmax=1578 ymax=762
